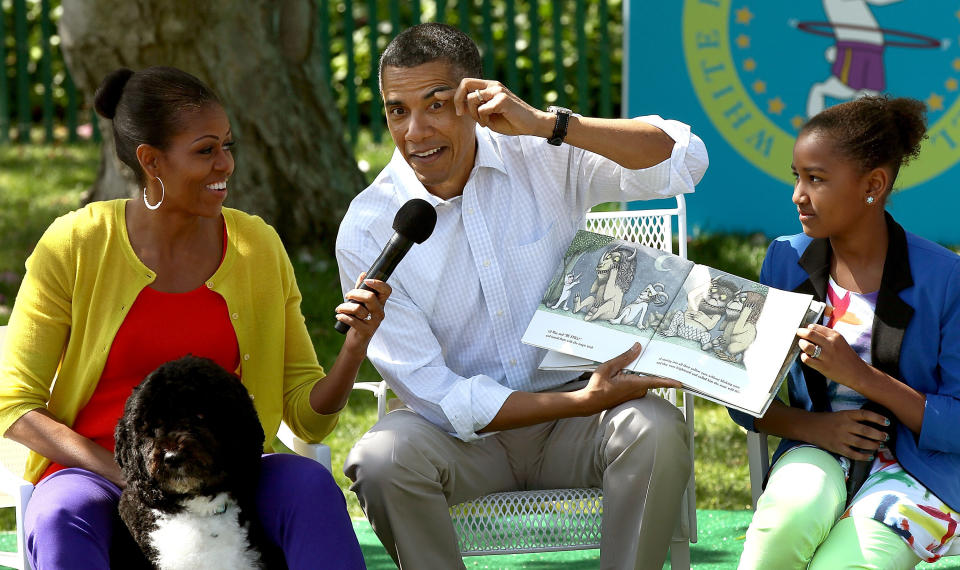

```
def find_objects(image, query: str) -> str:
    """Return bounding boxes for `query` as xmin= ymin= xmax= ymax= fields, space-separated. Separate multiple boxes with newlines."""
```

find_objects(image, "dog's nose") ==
xmin=163 ymin=450 xmax=184 ymax=467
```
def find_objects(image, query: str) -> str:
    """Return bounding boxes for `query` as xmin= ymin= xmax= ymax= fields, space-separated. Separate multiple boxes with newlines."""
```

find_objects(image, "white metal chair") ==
xmin=357 ymin=195 xmax=697 ymax=567
xmin=0 ymin=324 xmax=331 ymax=569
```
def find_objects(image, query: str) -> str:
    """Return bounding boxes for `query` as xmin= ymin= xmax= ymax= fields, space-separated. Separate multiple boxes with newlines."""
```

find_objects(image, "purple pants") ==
xmin=24 ymin=453 xmax=365 ymax=569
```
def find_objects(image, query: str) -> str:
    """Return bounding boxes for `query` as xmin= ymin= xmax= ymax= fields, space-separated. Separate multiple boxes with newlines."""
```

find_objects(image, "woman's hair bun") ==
xmin=93 ymin=68 xmax=135 ymax=120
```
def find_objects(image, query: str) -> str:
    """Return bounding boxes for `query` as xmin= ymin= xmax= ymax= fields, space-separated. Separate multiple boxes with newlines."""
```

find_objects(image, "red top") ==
xmin=41 ymin=229 xmax=238 ymax=479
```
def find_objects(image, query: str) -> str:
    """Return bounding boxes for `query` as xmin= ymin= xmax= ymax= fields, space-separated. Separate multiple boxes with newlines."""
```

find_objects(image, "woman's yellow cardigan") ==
xmin=0 ymin=200 xmax=337 ymax=483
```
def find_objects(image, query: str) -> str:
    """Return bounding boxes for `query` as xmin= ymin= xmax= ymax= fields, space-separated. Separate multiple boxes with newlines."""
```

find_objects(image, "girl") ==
xmin=730 ymin=96 xmax=960 ymax=568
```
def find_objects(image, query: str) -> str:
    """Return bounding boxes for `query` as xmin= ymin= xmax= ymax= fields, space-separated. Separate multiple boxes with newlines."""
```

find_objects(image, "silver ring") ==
xmin=474 ymin=89 xmax=485 ymax=104
xmin=364 ymin=314 xmax=373 ymax=321
xmin=811 ymin=345 xmax=822 ymax=359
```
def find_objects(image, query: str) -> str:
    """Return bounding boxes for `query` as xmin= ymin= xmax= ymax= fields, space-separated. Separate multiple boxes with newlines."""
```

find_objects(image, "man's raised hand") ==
xmin=435 ymin=77 xmax=554 ymax=137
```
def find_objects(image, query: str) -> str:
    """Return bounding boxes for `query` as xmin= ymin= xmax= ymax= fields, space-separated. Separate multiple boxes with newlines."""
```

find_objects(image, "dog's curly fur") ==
xmin=115 ymin=355 xmax=282 ymax=569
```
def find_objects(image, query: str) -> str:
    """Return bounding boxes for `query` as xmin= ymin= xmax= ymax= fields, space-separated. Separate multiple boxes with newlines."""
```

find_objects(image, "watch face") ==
xmin=548 ymin=106 xmax=572 ymax=115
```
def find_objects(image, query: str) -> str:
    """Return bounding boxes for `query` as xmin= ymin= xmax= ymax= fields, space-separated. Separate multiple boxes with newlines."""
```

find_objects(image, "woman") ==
xmin=0 ymin=67 xmax=386 ymax=568
xmin=730 ymin=96 xmax=960 ymax=568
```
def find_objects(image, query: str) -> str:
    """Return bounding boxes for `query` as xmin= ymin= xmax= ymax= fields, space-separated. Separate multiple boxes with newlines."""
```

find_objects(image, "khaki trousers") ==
xmin=344 ymin=394 xmax=691 ymax=570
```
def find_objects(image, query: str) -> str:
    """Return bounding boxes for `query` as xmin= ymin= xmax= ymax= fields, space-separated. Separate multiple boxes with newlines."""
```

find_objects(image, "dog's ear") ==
xmin=115 ymin=381 xmax=151 ymax=480
xmin=115 ymin=378 xmax=146 ymax=472
xmin=233 ymin=390 xmax=265 ymax=457
xmin=114 ymin=419 xmax=128 ymax=470
xmin=114 ymin=414 xmax=144 ymax=478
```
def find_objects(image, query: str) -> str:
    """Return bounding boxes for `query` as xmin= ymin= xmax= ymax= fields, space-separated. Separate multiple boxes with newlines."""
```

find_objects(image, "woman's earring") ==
xmin=866 ymin=196 xmax=875 ymax=205
xmin=143 ymin=176 xmax=165 ymax=210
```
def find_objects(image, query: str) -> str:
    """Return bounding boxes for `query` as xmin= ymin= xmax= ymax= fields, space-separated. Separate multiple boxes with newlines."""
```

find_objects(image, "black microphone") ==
xmin=335 ymin=198 xmax=437 ymax=334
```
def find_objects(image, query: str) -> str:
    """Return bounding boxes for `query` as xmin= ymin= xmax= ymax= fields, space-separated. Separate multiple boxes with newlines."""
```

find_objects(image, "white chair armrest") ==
xmin=0 ymin=436 xmax=34 ymax=570
xmin=276 ymin=422 xmax=332 ymax=472
xmin=275 ymin=379 xmax=388 ymax=474
xmin=746 ymin=430 xmax=770 ymax=509
xmin=353 ymin=381 xmax=388 ymax=419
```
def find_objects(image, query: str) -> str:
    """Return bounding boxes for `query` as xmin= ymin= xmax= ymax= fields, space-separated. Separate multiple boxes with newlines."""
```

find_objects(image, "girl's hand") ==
xmin=805 ymin=409 xmax=890 ymax=461
xmin=796 ymin=324 xmax=871 ymax=391
xmin=335 ymin=273 xmax=392 ymax=344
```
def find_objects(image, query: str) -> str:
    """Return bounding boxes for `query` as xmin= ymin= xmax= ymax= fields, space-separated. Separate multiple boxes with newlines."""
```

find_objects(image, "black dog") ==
xmin=115 ymin=355 xmax=281 ymax=569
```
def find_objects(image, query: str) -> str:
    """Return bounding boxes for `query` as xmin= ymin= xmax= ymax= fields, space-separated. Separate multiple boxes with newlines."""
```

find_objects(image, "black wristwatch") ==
xmin=546 ymin=106 xmax=572 ymax=146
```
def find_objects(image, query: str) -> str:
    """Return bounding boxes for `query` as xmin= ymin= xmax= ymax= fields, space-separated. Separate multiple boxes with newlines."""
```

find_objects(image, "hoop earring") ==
xmin=143 ymin=176 xmax=165 ymax=210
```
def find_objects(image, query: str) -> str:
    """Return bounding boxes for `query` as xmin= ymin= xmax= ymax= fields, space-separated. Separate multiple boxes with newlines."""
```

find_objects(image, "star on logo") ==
xmin=736 ymin=7 xmax=754 ymax=25
xmin=752 ymin=80 xmax=767 ymax=94
xmin=743 ymin=58 xmax=757 ymax=72
xmin=947 ymin=78 xmax=959 ymax=91
xmin=927 ymin=93 xmax=945 ymax=111
xmin=768 ymin=97 xmax=786 ymax=115
xmin=736 ymin=34 xmax=750 ymax=49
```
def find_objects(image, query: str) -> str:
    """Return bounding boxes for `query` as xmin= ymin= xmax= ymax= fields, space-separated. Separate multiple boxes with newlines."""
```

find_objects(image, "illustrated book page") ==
xmin=523 ymin=230 xmax=821 ymax=417
xmin=521 ymin=231 xmax=696 ymax=363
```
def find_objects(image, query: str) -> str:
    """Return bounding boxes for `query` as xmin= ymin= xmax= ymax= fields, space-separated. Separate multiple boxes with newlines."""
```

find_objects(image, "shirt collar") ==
xmin=386 ymin=125 xmax=508 ymax=206
xmin=473 ymin=125 xmax=508 ymax=176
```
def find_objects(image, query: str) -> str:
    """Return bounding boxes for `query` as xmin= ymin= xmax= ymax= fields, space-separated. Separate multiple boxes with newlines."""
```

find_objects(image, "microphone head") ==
xmin=392 ymin=198 xmax=437 ymax=244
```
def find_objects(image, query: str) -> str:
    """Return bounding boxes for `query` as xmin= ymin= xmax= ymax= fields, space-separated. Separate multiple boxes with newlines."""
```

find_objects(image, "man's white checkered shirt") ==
xmin=336 ymin=116 xmax=708 ymax=441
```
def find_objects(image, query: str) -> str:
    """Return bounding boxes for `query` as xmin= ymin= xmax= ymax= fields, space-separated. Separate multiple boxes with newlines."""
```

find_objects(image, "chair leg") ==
xmin=669 ymin=538 xmax=690 ymax=570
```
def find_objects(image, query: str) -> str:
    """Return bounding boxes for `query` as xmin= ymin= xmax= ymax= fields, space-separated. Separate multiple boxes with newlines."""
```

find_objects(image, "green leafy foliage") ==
xmin=5 ymin=0 xmax=624 ymax=146
xmin=323 ymin=0 xmax=624 ymax=126
xmin=1 ymin=1 xmax=82 ymax=132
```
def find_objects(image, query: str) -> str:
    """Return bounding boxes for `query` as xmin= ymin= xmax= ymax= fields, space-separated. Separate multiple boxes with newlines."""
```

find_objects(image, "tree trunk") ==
xmin=58 ymin=0 xmax=365 ymax=251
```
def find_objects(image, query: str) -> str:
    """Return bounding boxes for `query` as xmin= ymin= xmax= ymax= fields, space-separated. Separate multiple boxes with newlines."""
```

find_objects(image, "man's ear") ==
xmin=136 ymin=144 xmax=161 ymax=179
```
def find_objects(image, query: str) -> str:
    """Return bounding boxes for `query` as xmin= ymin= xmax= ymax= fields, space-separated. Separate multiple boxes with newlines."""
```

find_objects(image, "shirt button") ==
xmin=206 ymin=281 xmax=215 ymax=288
xmin=509 ymin=359 xmax=517 ymax=366
xmin=243 ymin=354 xmax=250 ymax=361
xmin=232 ymin=313 xmax=239 ymax=319
xmin=483 ymin=260 xmax=491 ymax=267
xmin=468 ymin=207 xmax=475 ymax=215
xmin=496 ymin=309 xmax=504 ymax=317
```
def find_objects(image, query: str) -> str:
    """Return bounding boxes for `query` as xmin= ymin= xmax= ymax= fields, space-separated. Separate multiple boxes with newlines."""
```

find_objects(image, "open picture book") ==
xmin=521 ymin=230 xmax=825 ymax=417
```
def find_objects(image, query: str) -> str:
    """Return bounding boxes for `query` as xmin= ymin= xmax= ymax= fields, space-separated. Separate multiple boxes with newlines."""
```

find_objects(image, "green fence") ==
xmin=1 ymin=0 xmax=623 ymax=145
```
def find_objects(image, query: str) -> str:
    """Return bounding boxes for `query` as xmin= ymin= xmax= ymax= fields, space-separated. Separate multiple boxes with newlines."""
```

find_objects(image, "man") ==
xmin=336 ymin=23 xmax=708 ymax=569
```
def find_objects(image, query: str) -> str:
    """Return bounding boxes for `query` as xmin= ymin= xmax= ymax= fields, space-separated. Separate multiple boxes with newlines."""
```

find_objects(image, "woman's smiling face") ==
xmin=150 ymin=104 xmax=235 ymax=217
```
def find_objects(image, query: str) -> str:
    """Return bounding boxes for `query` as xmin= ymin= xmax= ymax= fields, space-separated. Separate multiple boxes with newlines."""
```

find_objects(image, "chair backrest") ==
xmin=583 ymin=195 xmax=687 ymax=260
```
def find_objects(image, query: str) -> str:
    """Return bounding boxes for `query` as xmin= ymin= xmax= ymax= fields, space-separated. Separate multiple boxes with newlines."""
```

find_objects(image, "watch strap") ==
xmin=547 ymin=106 xmax=571 ymax=146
